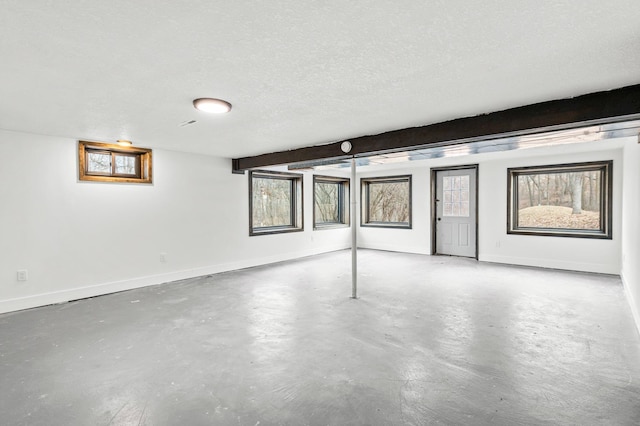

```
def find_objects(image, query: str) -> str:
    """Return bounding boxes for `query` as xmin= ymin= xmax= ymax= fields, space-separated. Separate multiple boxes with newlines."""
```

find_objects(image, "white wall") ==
xmin=0 ymin=129 xmax=630 ymax=315
xmin=0 ymin=130 xmax=350 ymax=314
xmin=357 ymin=167 xmax=431 ymax=254
xmin=621 ymin=137 xmax=640 ymax=334
xmin=357 ymin=140 xmax=625 ymax=275
xmin=479 ymin=146 xmax=622 ymax=274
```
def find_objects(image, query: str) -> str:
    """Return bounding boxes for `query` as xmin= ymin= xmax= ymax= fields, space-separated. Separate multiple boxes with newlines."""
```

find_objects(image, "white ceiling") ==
xmin=1 ymin=1 xmax=639 ymax=159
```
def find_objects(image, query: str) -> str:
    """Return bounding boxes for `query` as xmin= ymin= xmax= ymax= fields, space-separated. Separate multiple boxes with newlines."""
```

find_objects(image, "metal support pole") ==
xmin=351 ymin=158 xmax=357 ymax=299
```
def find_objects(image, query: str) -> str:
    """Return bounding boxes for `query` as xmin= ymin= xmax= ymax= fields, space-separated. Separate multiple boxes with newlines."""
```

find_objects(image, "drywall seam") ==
xmin=0 ymin=245 xmax=349 ymax=315
xmin=621 ymin=271 xmax=640 ymax=338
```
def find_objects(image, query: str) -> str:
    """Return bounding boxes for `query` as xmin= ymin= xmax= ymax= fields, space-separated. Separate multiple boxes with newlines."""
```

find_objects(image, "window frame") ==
xmin=78 ymin=140 xmax=152 ymax=184
xmin=313 ymin=175 xmax=350 ymax=230
xmin=249 ymin=170 xmax=304 ymax=236
xmin=506 ymin=160 xmax=613 ymax=239
xmin=360 ymin=174 xmax=412 ymax=229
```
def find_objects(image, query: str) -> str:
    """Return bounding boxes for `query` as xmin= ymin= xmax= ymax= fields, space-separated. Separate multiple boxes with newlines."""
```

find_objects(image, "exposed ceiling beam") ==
xmin=232 ymin=84 xmax=640 ymax=173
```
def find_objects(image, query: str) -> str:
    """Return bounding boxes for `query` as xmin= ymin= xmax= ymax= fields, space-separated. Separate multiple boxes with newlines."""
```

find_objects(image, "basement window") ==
xmin=361 ymin=175 xmax=412 ymax=229
xmin=78 ymin=141 xmax=152 ymax=184
xmin=313 ymin=176 xmax=350 ymax=229
xmin=250 ymin=170 xmax=303 ymax=236
xmin=507 ymin=160 xmax=612 ymax=239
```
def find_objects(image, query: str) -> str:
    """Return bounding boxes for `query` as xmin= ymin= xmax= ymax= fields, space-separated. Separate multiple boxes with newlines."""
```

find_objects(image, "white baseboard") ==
xmin=621 ymin=271 xmax=640 ymax=338
xmin=479 ymin=254 xmax=618 ymax=275
xmin=357 ymin=242 xmax=429 ymax=255
xmin=0 ymin=245 xmax=349 ymax=315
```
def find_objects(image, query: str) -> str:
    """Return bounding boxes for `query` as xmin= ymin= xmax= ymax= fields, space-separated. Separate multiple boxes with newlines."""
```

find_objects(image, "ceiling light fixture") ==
xmin=193 ymin=98 xmax=232 ymax=114
xmin=117 ymin=139 xmax=133 ymax=146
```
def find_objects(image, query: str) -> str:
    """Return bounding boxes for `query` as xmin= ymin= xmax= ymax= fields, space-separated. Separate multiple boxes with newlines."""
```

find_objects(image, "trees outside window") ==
xmin=361 ymin=175 xmax=411 ymax=228
xmin=507 ymin=161 xmax=612 ymax=239
xmin=314 ymin=176 xmax=349 ymax=229
xmin=78 ymin=141 xmax=152 ymax=184
xmin=249 ymin=171 xmax=303 ymax=235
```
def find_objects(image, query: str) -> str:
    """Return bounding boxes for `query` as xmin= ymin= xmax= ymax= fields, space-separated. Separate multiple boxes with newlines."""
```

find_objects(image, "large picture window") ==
xmin=249 ymin=170 xmax=303 ymax=236
xmin=313 ymin=176 xmax=350 ymax=229
xmin=361 ymin=175 xmax=411 ymax=228
xmin=507 ymin=161 xmax=612 ymax=239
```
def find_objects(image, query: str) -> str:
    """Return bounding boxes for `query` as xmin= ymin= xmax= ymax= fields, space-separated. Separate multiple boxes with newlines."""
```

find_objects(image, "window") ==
xmin=78 ymin=141 xmax=152 ymax=184
xmin=507 ymin=161 xmax=612 ymax=239
xmin=442 ymin=175 xmax=470 ymax=217
xmin=313 ymin=176 xmax=350 ymax=229
xmin=249 ymin=170 xmax=303 ymax=236
xmin=361 ymin=175 xmax=412 ymax=228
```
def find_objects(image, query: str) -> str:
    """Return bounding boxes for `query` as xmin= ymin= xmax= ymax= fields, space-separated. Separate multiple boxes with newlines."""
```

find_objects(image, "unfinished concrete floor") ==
xmin=1 ymin=249 xmax=639 ymax=425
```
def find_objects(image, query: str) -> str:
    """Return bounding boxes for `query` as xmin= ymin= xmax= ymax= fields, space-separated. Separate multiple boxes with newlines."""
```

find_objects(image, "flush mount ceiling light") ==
xmin=193 ymin=98 xmax=232 ymax=114
xmin=117 ymin=139 xmax=133 ymax=146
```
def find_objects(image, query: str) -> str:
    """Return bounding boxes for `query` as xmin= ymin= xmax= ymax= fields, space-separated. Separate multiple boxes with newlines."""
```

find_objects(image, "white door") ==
xmin=435 ymin=168 xmax=477 ymax=258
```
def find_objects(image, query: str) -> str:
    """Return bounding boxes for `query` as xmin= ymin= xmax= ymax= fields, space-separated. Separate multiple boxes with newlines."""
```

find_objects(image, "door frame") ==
xmin=430 ymin=164 xmax=479 ymax=259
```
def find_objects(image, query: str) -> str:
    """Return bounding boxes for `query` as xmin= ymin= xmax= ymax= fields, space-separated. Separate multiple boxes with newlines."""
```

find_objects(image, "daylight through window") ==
xmin=361 ymin=175 xmax=412 ymax=228
xmin=249 ymin=170 xmax=303 ymax=235
xmin=313 ymin=176 xmax=349 ymax=229
xmin=78 ymin=141 xmax=152 ymax=184
xmin=507 ymin=161 xmax=612 ymax=239
xmin=442 ymin=175 xmax=470 ymax=217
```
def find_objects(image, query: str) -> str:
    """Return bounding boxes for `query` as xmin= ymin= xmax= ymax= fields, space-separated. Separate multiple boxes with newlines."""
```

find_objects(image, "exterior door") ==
xmin=434 ymin=167 xmax=477 ymax=258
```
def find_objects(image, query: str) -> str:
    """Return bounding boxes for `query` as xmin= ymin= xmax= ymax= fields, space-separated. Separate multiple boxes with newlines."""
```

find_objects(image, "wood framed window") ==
xmin=361 ymin=175 xmax=412 ymax=229
xmin=78 ymin=141 xmax=152 ymax=184
xmin=507 ymin=160 xmax=613 ymax=239
xmin=249 ymin=170 xmax=303 ymax=236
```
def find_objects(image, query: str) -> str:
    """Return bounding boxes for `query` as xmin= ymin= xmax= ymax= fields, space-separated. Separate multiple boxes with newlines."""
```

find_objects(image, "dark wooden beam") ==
xmin=232 ymin=84 xmax=640 ymax=172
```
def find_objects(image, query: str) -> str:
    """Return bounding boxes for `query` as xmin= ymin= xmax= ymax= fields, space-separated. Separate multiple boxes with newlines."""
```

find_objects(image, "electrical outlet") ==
xmin=160 ymin=253 xmax=167 ymax=263
xmin=495 ymin=241 xmax=501 ymax=248
xmin=17 ymin=270 xmax=28 ymax=281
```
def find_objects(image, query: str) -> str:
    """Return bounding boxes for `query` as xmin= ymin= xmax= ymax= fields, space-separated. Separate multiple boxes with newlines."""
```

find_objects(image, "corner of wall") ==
xmin=621 ymin=271 xmax=640 ymax=338
xmin=620 ymin=137 xmax=640 ymax=337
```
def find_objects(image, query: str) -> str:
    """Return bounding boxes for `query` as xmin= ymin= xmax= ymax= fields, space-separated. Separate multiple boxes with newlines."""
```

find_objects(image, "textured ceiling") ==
xmin=1 ymin=1 xmax=639 ymax=158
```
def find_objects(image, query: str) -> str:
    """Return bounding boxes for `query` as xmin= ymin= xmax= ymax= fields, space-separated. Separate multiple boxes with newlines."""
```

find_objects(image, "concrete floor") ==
xmin=1 ymin=250 xmax=639 ymax=425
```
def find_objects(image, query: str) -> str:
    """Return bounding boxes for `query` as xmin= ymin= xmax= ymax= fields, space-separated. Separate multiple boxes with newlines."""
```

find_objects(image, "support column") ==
xmin=351 ymin=158 xmax=357 ymax=299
